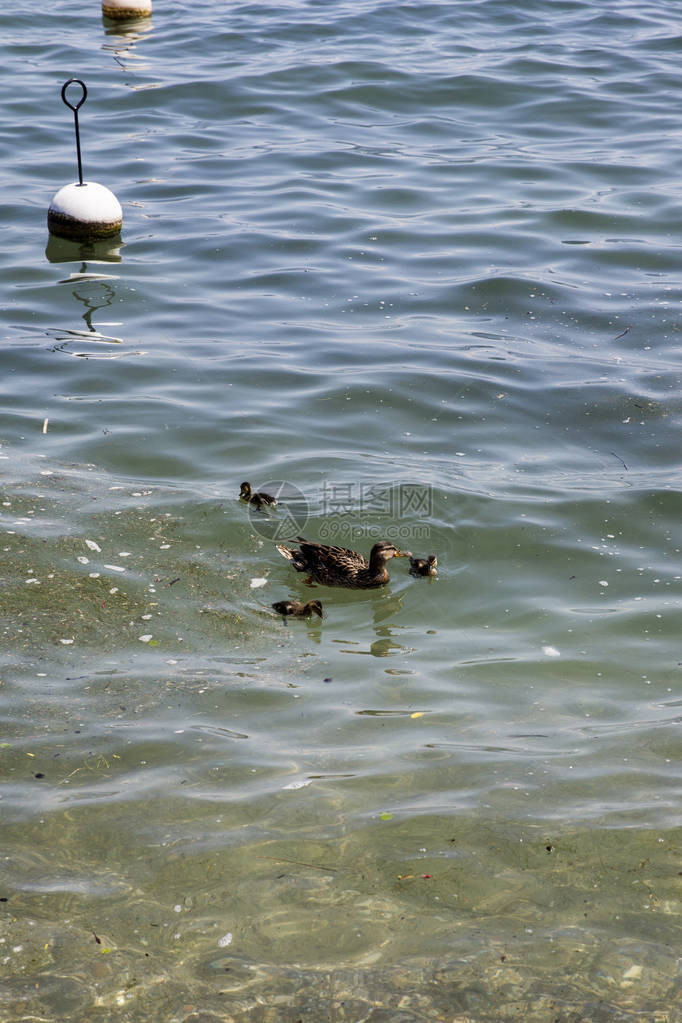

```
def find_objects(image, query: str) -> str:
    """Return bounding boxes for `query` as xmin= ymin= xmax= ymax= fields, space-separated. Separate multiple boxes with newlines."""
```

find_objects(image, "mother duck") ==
xmin=276 ymin=536 xmax=410 ymax=589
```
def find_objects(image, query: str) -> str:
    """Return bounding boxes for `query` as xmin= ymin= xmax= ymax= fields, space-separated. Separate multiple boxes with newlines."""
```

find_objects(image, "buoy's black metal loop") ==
xmin=61 ymin=79 xmax=88 ymax=186
xmin=61 ymin=78 xmax=87 ymax=111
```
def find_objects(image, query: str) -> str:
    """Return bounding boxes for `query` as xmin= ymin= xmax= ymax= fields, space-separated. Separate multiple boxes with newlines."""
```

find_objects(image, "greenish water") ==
xmin=1 ymin=1 xmax=681 ymax=1019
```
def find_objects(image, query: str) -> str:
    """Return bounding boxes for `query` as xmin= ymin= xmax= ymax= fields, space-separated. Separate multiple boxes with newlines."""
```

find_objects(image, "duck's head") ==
xmin=306 ymin=600 xmax=324 ymax=619
xmin=370 ymin=541 xmax=411 ymax=564
xmin=239 ymin=481 xmax=252 ymax=499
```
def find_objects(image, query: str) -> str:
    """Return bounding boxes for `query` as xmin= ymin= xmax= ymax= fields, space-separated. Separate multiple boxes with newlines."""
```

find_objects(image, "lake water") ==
xmin=1 ymin=1 xmax=680 ymax=1019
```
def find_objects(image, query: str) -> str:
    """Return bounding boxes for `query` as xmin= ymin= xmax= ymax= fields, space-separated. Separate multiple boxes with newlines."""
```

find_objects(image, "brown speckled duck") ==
xmin=276 ymin=536 xmax=410 ymax=589
xmin=272 ymin=599 xmax=324 ymax=619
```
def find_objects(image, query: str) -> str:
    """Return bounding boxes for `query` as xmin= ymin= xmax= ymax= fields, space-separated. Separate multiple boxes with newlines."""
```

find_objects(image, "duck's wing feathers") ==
xmin=295 ymin=537 xmax=369 ymax=570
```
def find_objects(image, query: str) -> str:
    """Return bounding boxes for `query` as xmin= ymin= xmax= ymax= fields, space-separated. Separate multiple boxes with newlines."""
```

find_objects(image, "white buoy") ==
xmin=48 ymin=79 xmax=123 ymax=242
xmin=48 ymin=182 xmax=122 ymax=241
xmin=102 ymin=0 xmax=152 ymax=18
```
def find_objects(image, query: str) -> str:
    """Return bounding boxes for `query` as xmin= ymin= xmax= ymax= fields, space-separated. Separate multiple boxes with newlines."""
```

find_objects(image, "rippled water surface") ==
xmin=1 ymin=1 xmax=681 ymax=1019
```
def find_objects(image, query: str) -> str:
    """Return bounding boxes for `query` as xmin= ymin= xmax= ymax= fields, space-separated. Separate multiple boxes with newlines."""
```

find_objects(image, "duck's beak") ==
xmin=395 ymin=549 xmax=412 ymax=558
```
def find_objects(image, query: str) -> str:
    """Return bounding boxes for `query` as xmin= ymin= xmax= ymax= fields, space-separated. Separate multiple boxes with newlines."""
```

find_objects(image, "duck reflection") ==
xmin=329 ymin=589 xmax=410 ymax=657
xmin=368 ymin=636 xmax=406 ymax=658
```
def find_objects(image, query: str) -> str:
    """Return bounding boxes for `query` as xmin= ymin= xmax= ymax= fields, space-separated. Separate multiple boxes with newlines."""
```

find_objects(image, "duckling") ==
xmin=239 ymin=481 xmax=277 ymax=509
xmin=409 ymin=554 xmax=438 ymax=577
xmin=276 ymin=536 xmax=410 ymax=589
xmin=272 ymin=599 xmax=324 ymax=619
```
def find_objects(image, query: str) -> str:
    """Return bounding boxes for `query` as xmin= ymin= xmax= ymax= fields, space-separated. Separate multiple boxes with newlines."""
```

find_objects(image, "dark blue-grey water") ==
xmin=1 ymin=1 xmax=680 ymax=1019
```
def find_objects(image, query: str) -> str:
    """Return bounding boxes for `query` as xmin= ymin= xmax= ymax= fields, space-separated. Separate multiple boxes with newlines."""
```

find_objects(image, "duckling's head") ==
xmin=410 ymin=553 xmax=438 ymax=575
xmin=306 ymin=600 xmax=324 ymax=619
xmin=239 ymin=481 xmax=252 ymax=499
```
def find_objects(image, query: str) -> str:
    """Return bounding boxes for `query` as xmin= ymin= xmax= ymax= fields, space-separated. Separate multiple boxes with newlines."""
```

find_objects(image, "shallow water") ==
xmin=1 ymin=1 xmax=681 ymax=1019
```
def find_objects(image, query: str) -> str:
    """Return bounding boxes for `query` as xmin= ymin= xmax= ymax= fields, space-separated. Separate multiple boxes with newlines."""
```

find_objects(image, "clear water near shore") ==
xmin=1 ymin=1 xmax=681 ymax=1019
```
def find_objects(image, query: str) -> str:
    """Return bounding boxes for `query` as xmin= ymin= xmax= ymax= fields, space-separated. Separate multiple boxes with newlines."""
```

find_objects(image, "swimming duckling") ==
xmin=276 ymin=537 xmax=410 ymax=589
xmin=239 ymin=481 xmax=277 ymax=509
xmin=409 ymin=554 xmax=438 ymax=577
xmin=272 ymin=599 xmax=324 ymax=619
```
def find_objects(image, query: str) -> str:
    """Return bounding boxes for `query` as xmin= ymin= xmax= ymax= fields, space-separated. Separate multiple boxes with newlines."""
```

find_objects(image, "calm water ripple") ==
xmin=1 ymin=0 xmax=681 ymax=1019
